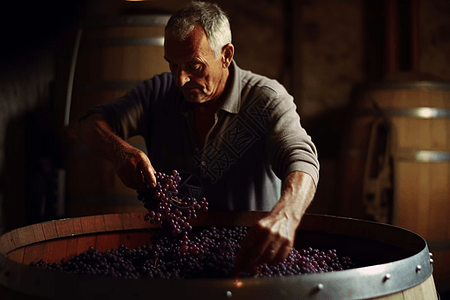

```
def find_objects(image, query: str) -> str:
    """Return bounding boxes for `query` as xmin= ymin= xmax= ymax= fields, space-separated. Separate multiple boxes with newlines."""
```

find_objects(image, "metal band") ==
xmin=73 ymin=80 xmax=145 ymax=92
xmin=82 ymin=15 xmax=171 ymax=29
xmin=0 ymin=213 xmax=435 ymax=300
xmin=365 ymin=81 xmax=450 ymax=90
xmin=81 ymin=36 xmax=165 ymax=49
xmin=394 ymin=150 xmax=450 ymax=162
xmin=355 ymin=107 xmax=450 ymax=119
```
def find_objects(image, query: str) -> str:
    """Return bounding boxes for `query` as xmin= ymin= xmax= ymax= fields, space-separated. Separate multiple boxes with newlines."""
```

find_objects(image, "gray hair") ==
xmin=166 ymin=1 xmax=232 ymax=58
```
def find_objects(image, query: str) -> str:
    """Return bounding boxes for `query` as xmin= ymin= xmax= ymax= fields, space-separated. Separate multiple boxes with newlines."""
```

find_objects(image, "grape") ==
xmin=138 ymin=170 xmax=207 ymax=238
xmin=30 ymin=169 xmax=356 ymax=278
xmin=30 ymin=226 xmax=356 ymax=279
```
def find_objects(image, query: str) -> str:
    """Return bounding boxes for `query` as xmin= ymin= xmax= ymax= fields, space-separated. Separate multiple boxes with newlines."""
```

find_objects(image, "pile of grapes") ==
xmin=31 ymin=226 xmax=355 ymax=279
xmin=138 ymin=170 xmax=209 ymax=237
xmin=30 ymin=170 xmax=356 ymax=279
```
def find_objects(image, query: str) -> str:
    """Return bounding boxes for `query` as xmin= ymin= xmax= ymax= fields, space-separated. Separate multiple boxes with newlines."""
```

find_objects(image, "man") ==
xmin=76 ymin=1 xmax=319 ymax=272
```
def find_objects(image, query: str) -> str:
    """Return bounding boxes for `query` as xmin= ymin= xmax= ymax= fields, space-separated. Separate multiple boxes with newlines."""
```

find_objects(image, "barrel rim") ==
xmin=0 ymin=213 xmax=435 ymax=300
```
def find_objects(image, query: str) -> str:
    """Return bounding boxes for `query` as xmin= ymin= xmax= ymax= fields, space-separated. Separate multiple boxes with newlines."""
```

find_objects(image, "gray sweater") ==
xmin=87 ymin=61 xmax=319 ymax=211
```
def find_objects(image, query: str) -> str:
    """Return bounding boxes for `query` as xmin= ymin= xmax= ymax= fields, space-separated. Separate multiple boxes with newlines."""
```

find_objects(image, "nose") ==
xmin=175 ymin=67 xmax=190 ymax=87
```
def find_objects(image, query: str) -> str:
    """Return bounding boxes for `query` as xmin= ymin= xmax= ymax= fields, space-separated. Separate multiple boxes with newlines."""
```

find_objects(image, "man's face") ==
xmin=164 ymin=26 xmax=227 ymax=103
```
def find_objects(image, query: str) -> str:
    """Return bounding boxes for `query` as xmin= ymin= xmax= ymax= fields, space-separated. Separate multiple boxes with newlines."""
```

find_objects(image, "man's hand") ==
xmin=235 ymin=212 xmax=297 ymax=272
xmin=76 ymin=113 xmax=157 ymax=191
xmin=113 ymin=144 xmax=157 ymax=191
xmin=235 ymin=171 xmax=316 ymax=275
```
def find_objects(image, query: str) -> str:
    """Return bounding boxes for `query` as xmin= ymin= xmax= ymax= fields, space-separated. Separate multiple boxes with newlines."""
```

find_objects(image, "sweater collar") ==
xmin=218 ymin=60 xmax=240 ymax=114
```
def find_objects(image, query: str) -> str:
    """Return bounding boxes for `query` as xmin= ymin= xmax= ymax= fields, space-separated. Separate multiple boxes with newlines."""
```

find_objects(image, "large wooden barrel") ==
xmin=338 ymin=73 xmax=450 ymax=292
xmin=0 ymin=212 xmax=438 ymax=299
xmin=65 ymin=15 xmax=171 ymax=217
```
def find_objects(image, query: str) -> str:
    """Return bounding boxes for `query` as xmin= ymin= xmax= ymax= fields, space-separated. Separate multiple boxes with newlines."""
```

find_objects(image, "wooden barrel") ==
xmin=0 ymin=212 xmax=438 ymax=299
xmin=65 ymin=15 xmax=171 ymax=217
xmin=339 ymin=73 xmax=450 ymax=292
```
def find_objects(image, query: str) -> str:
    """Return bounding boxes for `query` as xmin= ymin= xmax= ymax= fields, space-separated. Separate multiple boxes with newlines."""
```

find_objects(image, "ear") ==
xmin=221 ymin=43 xmax=234 ymax=68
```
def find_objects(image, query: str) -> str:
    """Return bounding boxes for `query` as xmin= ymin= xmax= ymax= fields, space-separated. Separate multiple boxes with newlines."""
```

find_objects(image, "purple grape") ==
xmin=137 ymin=170 xmax=208 ymax=240
xmin=30 ymin=171 xmax=357 ymax=280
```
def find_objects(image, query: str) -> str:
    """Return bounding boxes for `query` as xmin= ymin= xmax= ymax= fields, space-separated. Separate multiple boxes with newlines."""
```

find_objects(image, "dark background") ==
xmin=0 ymin=0 xmax=449 ymax=297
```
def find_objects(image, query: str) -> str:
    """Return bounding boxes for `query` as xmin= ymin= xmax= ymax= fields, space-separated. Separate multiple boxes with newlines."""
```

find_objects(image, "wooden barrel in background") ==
xmin=65 ymin=15 xmax=171 ymax=217
xmin=0 ymin=212 xmax=438 ymax=299
xmin=339 ymin=73 xmax=450 ymax=292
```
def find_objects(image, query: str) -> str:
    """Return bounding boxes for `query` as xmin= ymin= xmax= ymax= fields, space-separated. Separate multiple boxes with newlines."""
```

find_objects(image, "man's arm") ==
xmin=76 ymin=113 xmax=157 ymax=191
xmin=235 ymin=171 xmax=316 ymax=271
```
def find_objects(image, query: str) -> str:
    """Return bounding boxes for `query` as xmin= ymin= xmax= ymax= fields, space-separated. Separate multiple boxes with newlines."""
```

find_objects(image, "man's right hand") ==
xmin=76 ymin=113 xmax=157 ymax=192
xmin=113 ymin=144 xmax=157 ymax=191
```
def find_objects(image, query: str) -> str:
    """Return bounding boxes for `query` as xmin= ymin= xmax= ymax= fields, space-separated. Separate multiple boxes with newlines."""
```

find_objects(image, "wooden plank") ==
xmin=5 ymin=247 xmax=25 ymax=264
xmin=103 ymin=214 xmax=125 ymax=232
xmin=428 ymin=163 xmax=450 ymax=241
xmin=76 ymin=235 xmax=97 ymax=254
xmin=80 ymin=216 xmax=99 ymax=234
xmin=403 ymin=276 xmax=438 ymax=300
xmin=65 ymin=236 xmax=80 ymax=260
xmin=43 ymin=239 xmax=70 ymax=264
xmin=422 ymin=276 xmax=438 ymax=300
xmin=13 ymin=226 xmax=36 ymax=249
xmin=72 ymin=217 xmax=83 ymax=235
xmin=92 ymin=215 xmax=107 ymax=232
xmin=22 ymin=243 xmax=46 ymax=265
xmin=371 ymin=291 xmax=404 ymax=300
xmin=129 ymin=212 xmax=149 ymax=229
xmin=95 ymin=232 xmax=121 ymax=252
xmin=121 ymin=213 xmax=134 ymax=230
xmin=41 ymin=220 xmax=58 ymax=241
xmin=54 ymin=218 xmax=76 ymax=238
xmin=32 ymin=223 xmax=46 ymax=243
xmin=118 ymin=231 xmax=153 ymax=249
xmin=0 ymin=232 xmax=17 ymax=255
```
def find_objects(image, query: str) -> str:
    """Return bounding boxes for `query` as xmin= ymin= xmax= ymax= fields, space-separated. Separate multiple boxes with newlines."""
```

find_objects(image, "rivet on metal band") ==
xmin=383 ymin=274 xmax=391 ymax=282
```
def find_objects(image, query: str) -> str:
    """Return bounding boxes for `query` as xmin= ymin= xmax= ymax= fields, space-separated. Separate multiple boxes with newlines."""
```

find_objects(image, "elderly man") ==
xmin=76 ymin=1 xmax=319 ymax=272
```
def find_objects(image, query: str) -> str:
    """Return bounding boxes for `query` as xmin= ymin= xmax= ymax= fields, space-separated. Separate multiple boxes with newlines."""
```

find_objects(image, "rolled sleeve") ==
xmin=266 ymin=88 xmax=320 ymax=187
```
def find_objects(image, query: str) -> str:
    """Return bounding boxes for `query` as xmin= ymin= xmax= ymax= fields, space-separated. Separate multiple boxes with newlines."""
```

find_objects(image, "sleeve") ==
xmin=265 ymin=86 xmax=320 ymax=187
xmin=81 ymin=72 xmax=174 ymax=140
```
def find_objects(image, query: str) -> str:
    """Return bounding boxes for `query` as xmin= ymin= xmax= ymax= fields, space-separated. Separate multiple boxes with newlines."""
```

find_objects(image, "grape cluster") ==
xmin=138 ymin=170 xmax=208 ymax=237
xmin=31 ymin=170 xmax=356 ymax=279
xmin=31 ymin=226 xmax=355 ymax=279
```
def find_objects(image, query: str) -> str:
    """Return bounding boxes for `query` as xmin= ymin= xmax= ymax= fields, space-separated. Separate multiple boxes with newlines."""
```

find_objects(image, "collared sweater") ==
xmin=86 ymin=60 xmax=320 ymax=211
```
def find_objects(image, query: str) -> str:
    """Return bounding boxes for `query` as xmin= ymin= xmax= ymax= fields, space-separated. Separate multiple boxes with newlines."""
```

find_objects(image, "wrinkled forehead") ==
xmin=164 ymin=26 xmax=215 ymax=62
